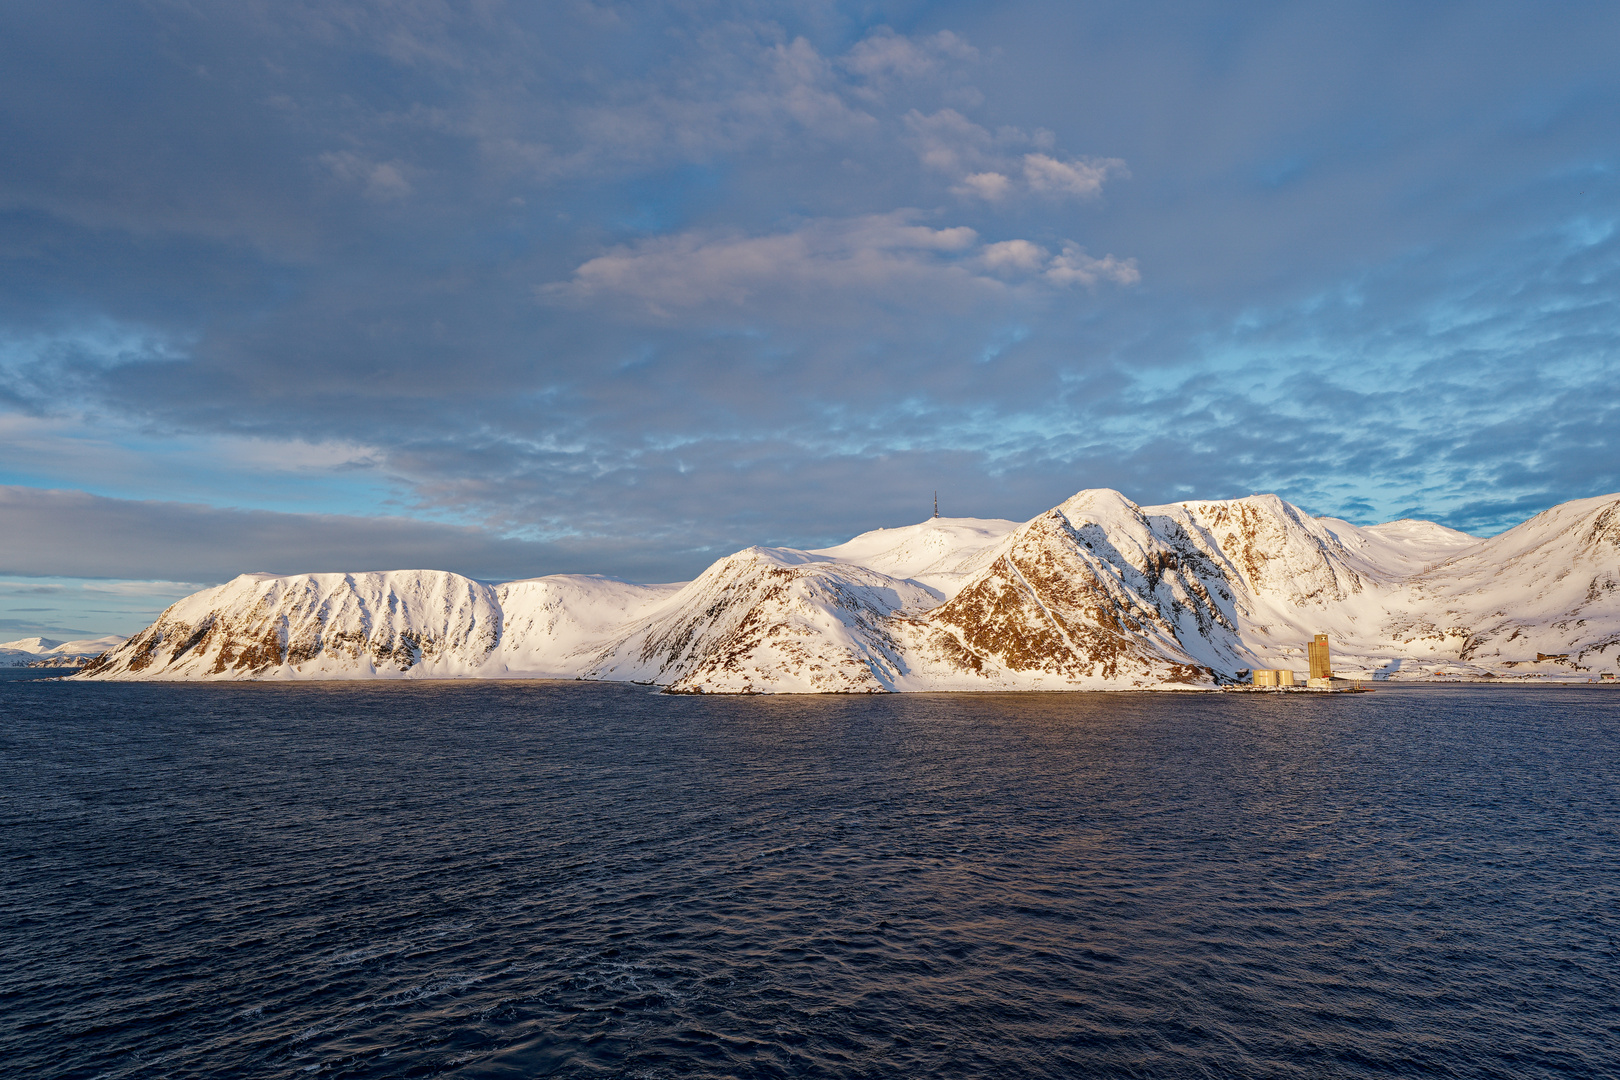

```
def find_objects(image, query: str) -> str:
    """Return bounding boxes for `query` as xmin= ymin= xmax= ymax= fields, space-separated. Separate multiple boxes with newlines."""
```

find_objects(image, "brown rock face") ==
xmin=78 ymin=491 xmax=1619 ymax=691
xmin=926 ymin=510 xmax=1225 ymax=685
xmin=1179 ymin=500 xmax=1360 ymax=604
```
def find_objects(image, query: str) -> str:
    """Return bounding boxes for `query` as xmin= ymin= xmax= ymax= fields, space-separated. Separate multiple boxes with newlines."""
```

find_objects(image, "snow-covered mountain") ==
xmin=77 ymin=489 xmax=1620 ymax=689
xmin=1 ymin=635 xmax=127 ymax=668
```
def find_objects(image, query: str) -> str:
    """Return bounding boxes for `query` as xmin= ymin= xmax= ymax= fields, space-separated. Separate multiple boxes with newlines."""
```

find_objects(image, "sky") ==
xmin=2 ymin=0 xmax=1618 ymax=639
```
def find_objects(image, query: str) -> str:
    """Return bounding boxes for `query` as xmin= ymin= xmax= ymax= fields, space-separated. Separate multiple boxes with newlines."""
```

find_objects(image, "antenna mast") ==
xmin=933 ymin=491 xmax=938 ymax=518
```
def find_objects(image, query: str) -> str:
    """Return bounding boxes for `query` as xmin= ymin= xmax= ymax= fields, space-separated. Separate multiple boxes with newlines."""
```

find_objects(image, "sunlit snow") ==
xmin=76 ymin=490 xmax=1620 ymax=691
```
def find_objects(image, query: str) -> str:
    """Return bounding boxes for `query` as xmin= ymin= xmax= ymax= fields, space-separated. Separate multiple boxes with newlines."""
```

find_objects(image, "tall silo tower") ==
xmin=1308 ymin=634 xmax=1332 ymax=681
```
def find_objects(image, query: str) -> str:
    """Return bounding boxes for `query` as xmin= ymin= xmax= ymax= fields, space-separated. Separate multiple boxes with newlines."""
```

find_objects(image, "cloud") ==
xmin=550 ymin=27 xmax=887 ymax=177
xmin=955 ymin=171 xmax=1012 ymax=201
xmin=2 ymin=0 xmax=1620 ymax=643
xmin=1022 ymin=153 xmax=1127 ymax=198
xmin=320 ymin=151 xmax=413 ymax=201
xmin=80 ymin=580 xmax=208 ymax=596
xmin=906 ymin=107 xmax=1001 ymax=176
xmin=1045 ymin=245 xmax=1141 ymax=286
xmin=548 ymin=212 xmax=1009 ymax=315
xmin=549 ymin=211 xmax=1140 ymax=318
xmin=0 ymin=486 xmax=560 ymax=582
xmin=842 ymin=27 xmax=978 ymax=82
xmin=981 ymin=239 xmax=1048 ymax=272
xmin=0 ymin=581 xmax=64 ymax=595
xmin=907 ymin=109 xmax=1128 ymax=203
xmin=0 ymin=575 xmax=212 ymax=637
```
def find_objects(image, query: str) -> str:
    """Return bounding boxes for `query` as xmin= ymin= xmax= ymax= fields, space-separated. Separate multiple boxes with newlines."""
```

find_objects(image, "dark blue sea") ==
xmin=2 ymin=675 xmax=1617 ymax=1078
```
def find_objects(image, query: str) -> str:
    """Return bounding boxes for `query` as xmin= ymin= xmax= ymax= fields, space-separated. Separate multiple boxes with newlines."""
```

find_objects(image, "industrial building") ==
xmin=1251 ymin=668 xmax=1296 ymax=687
xmin=1308 ymin=634 xmax=1332 ymax=685
xmin=1250 ymin=634 xmax=1334 ymax=688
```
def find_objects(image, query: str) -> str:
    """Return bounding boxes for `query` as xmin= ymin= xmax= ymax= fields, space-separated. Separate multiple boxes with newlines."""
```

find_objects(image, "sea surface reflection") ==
xmin=2 ymin=680 xmax=1617 ymax=1078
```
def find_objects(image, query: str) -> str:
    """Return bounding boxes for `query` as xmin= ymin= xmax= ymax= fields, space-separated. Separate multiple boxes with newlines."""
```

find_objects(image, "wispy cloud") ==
xmin=1 ymin=0 xmax=1617 ymax=635
xmin=80 ymin=580 xmax=207 ymax=596
xmin=904 ymin=108 xmax=1129 ymax=203
xmin=841 ymin=27 xmax=979 ymax=83
xmin=319 ymin=151 xmax=413 ymax=202
xmin=550 ymin=210 xmax=1137 ymax=318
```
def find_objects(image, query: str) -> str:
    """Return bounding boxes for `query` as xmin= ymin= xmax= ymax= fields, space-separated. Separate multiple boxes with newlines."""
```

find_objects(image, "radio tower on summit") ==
xmin=934 ymin=491 xmax=939 ymax=518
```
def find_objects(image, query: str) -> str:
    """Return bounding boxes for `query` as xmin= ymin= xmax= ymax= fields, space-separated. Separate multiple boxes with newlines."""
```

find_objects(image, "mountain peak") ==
xmin=77 ymin=489 xmax=1620 ymax=689
xmin=0 ymin=636 xmax=61 ymax=651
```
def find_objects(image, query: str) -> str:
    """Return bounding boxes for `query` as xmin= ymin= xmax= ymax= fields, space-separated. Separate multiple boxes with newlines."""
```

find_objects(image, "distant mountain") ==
xmin=1 ymin=635 xmax=128 ymax=668
xmin=77 ymin=490 xmax=1620 ymax=689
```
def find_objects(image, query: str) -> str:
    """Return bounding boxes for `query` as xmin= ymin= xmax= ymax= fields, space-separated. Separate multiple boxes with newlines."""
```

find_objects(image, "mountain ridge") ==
xmin=76 ymin=489 xmax=1620 ymax=689
xmin=2 ymin=635 xmax=128 ymax=668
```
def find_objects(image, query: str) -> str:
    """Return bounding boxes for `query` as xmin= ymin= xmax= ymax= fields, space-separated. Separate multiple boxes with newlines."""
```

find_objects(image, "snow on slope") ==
xmin=1386 ymin=494 xmax=1620 ymax=678
xmin=80 ymin=571 xmax=505 ymax=680
xmin=492 ymin=575 xmax=682 ymax=676
xmin=1 ymin=635 xmax=126 ymax=667
xmin=899 ymin=495 xmax=1241 ymax=690
xmin=1323 ymin=518 xmax=1479 ymax=576
xmin=77 ymin=489 xmax=1620 ymax=688
xmin=583 ymin=547 xmax=940 ymax=693
xmin=0 ymin=636 xmax=61 ymax=654
xmin=811 ymin=516 xmax=1019 ymax=599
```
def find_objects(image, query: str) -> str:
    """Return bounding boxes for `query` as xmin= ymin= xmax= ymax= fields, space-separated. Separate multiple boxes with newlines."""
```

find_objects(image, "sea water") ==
xmin=2 ymin=679 xmax=1616 ymax=1078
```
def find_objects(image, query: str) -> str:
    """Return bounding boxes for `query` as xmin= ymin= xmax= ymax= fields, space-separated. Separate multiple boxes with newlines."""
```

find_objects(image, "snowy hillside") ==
xmin=1386 ymin=495 xmax=1620 ymax=678
xmin=78 ymin=490 xmax=1620 ymax=689
xmin=1 ymin=635 xmax=126 ymax=667
xmin=79 ymin=571 xmax=505 ymax=680
xmin=810 ymin=517 xmax=1019 ymax=598
xmin=582 ymin=547 xmax=941 ymax=693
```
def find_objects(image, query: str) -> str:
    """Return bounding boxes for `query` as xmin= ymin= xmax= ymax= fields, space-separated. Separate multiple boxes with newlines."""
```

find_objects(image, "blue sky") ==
xmin=2 ymin=1 xmax=1618 ymax=638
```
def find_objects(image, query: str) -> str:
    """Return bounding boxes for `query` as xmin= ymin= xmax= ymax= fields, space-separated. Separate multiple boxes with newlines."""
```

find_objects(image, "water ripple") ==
xmin=1 ymin=680 xmax=1617 ymax=1077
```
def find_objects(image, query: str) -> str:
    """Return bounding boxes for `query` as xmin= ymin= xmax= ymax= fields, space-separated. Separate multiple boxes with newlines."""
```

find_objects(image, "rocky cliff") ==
xmin=78 ymin=489 xmax=1620 ymax=689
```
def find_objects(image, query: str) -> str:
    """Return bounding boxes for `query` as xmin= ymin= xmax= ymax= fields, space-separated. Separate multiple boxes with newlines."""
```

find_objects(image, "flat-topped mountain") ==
xmin=77 ymin=489 xmax=1620 ymax=689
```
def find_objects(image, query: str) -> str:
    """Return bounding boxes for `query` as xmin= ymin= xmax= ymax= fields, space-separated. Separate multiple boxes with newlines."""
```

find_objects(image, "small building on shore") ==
xmin=1308 ymin=634 xmax=1332 ymax=687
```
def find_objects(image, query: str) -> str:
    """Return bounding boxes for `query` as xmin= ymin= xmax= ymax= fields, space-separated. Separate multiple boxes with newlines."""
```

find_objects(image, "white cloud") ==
xmin=906 ymin=109 xmax=1128 ymax=203
xmin=283 ymin=21 xmax=986 ymax=189
xmin=548 ymin=215 xmax=1138 ymax=316
xmin=215 ymin=436 xmax=380 ymax=473
xmin=547 ymin=212 xmax=999 ymax=314
xmin=982 ymin=239 xmax=1049 ymax=272
xmin=841 ymin=27 xmax=979 ymax=83
xmin=905 ymin=108 xmax=997 ymax=176
xmin=304 ymin=22 xmax=1109 ymax=218
xmin=954 ymin=171 xmax=1012 ymax=201
xmin=761 ymin=36 xmax=876 ymax=135
xmin=1022 ymin=153 xmax=1126 ymax=198
xmin=1046 ymin=244 xmax=1141 ymax=286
